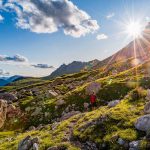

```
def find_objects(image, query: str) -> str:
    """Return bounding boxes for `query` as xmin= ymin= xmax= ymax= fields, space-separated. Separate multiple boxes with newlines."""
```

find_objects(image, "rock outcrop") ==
xmin=0 ymin=99 xmax=7 ymax=128
xmin=18 ymin=136 xmax=39 ymax=150
xmin=0 ymin=93 xmax=17 ymax=102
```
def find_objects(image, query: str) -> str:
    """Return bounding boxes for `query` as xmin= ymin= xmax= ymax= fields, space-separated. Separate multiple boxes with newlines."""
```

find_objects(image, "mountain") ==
xmin=1 ymin=23 xmax=150 ymax=150
xmin=0 ymin=75 xmax=24 ymax=86
xmin=94 ymin=22 xmax=150 ymax=70
xmin=48 ymin=59 xmax=99 ymax=79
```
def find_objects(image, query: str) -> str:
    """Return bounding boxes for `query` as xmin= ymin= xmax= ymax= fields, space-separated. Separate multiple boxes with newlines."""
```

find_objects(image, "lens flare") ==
xmin=126 ymin=21 xmax=142 ymax=38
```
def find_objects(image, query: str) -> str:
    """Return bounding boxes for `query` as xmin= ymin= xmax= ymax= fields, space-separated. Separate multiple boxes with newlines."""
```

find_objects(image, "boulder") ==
xmin=0 ymin=99 xmax=7 ymax=128
xmin=146 ymin=89 xmax=150 ymax=101
xmin=135 ymin=115 xmax=150 ymax=132
xmin=144 ymin=102 xmax=150 ymax=114
xmin=108 ymin=100 xmax=120 ymax=108
xmin=31 ymin=107 xmax=42 ymax=116
xmin=56 ymin=100 xmax=66 ymax=106
xmin=0 ymin=93 xmax=17 ymax=102
xmin=48 ymin=90 xmax=58 ymax=97
xmin=60 ymin=111 xmax=81 ymax=121
xmin=47 ymin=146 xmax=66 ymax=150
xmin=84 ymin=102 xmax=89 ymax=110
xmin=18 ymin=136 xmax=39 ymax=150
xmin=117 ymin=138 xmax=125 ymax=145
xmin=7 ymin=104 xmax=21 ymax=118
xmin=129 ymin=141 xmax=140 ymax=149
xmin=86 ymin=82 xmax=101 ymax=95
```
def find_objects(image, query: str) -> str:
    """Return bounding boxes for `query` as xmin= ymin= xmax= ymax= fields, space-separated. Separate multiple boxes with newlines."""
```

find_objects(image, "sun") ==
xmin=126 ymin=21 xmax=142 ymax=38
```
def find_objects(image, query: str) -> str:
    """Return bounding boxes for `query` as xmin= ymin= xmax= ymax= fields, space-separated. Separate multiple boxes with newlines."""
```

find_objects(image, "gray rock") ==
xmin=144 ymin=102 xmax=150 ymax=114
xmin=48 ymin=90 xmax=58 ymax=97
xmin=129 ymin=141 xmax=140 ymax=149
xmin=0 ymin=93 xmax=17 ymax=102
xmin=60 ymin=111 xmax=81 ymax=121
xmin=56 ymin=100 xmax=66 ymax=106
xmin=31 ymin=107 xmax=42 ymax=116
xmin=108 ymin=100 xmax=120 ymax=108
xmin=28 ymin=126 xmax=36 ymax=131
xmin=146 ymin=89 xmax=150 ymax=101
xmin=86 ymin=82 xmax=101 ymax=95
xmin=118 ymin=138 xmax=125 ymax=145
xmin=135 ymin=115 xmax=150 ymax=132
xmin=84 ymin=102 xmax=89 ymax=110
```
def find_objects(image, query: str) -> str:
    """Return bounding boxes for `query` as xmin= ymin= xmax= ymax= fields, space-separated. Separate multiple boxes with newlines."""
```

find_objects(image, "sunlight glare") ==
xmin=126 ymin=21 xmax=142 ymax=38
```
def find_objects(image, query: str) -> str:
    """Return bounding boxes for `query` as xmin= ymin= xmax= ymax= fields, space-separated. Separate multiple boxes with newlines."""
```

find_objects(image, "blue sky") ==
xmin=0 ymin=0 xmax=150 ymax=77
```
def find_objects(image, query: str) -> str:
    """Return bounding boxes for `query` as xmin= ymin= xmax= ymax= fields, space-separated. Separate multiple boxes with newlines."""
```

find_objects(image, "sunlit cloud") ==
xmin=2 ymin=0 xmax=99 ymax=38
xmin=106 ymin=13 xmax=115 ymax=19
xmin=0 ymin=54 xmax=28 ymax=62
xmin=96 ymin=34 xmax=108 ymax=40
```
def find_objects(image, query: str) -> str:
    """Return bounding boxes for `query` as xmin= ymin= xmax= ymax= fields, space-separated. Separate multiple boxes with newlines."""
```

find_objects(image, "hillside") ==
xmin=94 ymin=22 xmax=150 ymax=71
xmin=0 ymin=24 xmax=150 ymax=150
xmin=0 ymin=76 xmax=24 ymax=87
xmin=0 ymin=58 xmax=150 ymax=149
xmin=48 ymin=60 xmax=99 ymax=79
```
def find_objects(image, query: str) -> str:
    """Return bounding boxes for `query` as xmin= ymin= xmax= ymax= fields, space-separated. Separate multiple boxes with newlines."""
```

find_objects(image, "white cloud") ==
xmin=3 ymin=0 xmax=99 ymax=38
xmin=96 ymin=34 xmax=108 ymax=40
xmin=0 ymin=14 xmax=4 ymax=22
xmin=0 ymin=69 xmax=10 ymax=76
xmin=106 ymin=13 xmax=115 ymax=19
xmin=146 ymin=16 xmax=150 ymax=22
xmin=31 ymin=64 xmax=54 ymax=69
xmin=0 ymin=54 xmax=28 ymax=62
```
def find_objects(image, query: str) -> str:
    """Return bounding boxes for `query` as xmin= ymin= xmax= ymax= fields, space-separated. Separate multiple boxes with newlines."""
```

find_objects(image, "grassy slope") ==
xmin=0 ymin=60 xmax=150 ymax=149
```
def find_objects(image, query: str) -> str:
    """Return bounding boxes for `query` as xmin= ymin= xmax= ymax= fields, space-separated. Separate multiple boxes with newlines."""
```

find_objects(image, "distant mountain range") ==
xmin=0 ymin=75 xmax=24 ymax=86
xmin=48 ymin=59 xmax=99 ymax=79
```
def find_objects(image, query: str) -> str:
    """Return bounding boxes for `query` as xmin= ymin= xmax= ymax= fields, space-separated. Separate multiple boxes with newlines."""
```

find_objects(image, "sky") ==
xmin=0 ymin=0 xmax=150 ymax=77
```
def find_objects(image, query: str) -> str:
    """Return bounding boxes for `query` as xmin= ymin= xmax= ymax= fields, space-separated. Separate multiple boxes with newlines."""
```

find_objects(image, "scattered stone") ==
xmin=18 ymin=136 xmax=39 ymax=150
xmin=108 ymin=100 xmax=120 ymax=108
xmin=135 ymin=114 xmax=150 ymax=132
xmin=47 ymin=146 xmax=66 ymax=150
xmin=28 ymin=126 xmax=36 ymax=131
xmin=60 ymin=111 xmax=81 ymax=121
xmin=0 ymin=93 xmax=17 ymax=102
xmin=144 ymin=101 xmax=150 ymax=114
xmin=129 ymin=141 xmax=140 ymax=149
xmin=56 ymin=100 xmax=66 ymax=106
xmin=146 ymin=89 xmax=150 ymax=101
xmin=48 ymin=90 xmax=58 ymax=97
xmin=0 ymin=99 xmax=7 ymax=128
xmin=84 ymin=102 xmax=89 ymax=110
xmin=31 ymin=107 xmax=42 ymax=116
xmin=25 ymin=107 xmax=31 ymax=112
xmin=86 ymin=82 xmax=101 ymax=95
xmin=118 ymin=138 xmax=125 ymax=145
xmin=36 ymin=124 xmax=43 ymax=130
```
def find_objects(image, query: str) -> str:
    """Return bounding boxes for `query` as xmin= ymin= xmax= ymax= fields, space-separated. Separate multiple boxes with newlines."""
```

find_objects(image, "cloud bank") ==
xmin=32 ymin=64 xmax=54 ymax=69
xmin=96 ymin=34 xmax=108 ymax=40
xmin=0 ymin=69 xmax=10 ymax=76
xmin=2 ymin=0 xmax=99 ymax=37
xmin=0 ymin=53 xmax=54 ymax=70
xmin=0 ymin=54 xmax=28 ymax=62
